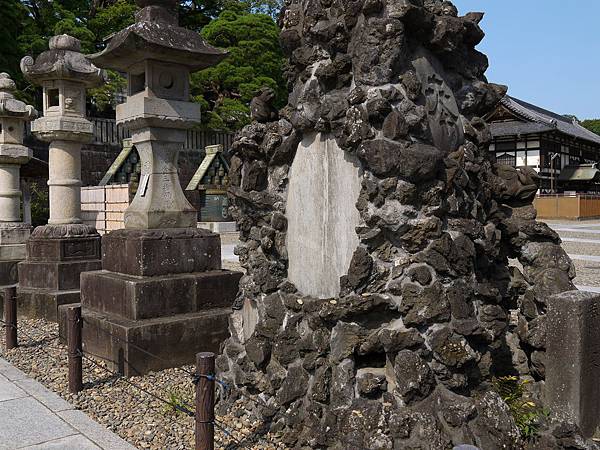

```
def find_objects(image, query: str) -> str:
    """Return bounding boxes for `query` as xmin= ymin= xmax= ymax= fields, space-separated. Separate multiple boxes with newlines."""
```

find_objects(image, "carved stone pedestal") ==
xmin=17 ymin=225 xmax=101 ymax=321
xmin=77 ymin=228 xmax=242 ymax=376
xmin=0 ymin=223 xmax=31 ymax=285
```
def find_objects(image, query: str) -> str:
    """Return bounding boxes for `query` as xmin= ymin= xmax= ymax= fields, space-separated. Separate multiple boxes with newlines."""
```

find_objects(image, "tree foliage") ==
xmin=0 ymin=0 xmax=27 ymax=80
xmin=581 ymin=119 xmax=600 ymax=137
xmin=1 ymin=0 xmax=286 ymax=131
xmin=194 ymin=3 xmax=285 ymax=130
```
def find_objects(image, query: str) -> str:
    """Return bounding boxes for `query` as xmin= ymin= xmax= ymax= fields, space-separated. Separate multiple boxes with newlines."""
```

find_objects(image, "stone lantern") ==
xmin=80 ymin=0 xmax=241 ymax=376
xmin=0 ymin=73 xmax=36 ymax=287
xmin=89 ymin=0 xmax=225 ymax=229
xmin=18 ymin=35 xmax=106 ymax=321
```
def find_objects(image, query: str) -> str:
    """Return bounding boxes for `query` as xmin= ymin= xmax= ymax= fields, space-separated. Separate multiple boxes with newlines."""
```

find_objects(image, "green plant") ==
xmin=163 ymin=388 xmax=193 ymax=416
xmin=493 ymin=376 xmax=548 ymax=440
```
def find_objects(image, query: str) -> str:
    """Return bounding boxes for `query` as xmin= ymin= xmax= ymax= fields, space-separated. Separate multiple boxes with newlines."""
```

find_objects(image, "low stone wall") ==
xmin=81 ymin=184 xmax=128 ymax=234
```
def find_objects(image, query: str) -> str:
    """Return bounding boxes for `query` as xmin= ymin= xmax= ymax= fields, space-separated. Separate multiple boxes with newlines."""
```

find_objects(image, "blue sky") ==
xmin=452 ymin=0 xmax=600 ymax=119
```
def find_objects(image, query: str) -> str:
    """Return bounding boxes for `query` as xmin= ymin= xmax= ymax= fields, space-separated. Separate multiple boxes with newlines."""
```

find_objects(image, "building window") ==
xmin=528 ymin=150 xmax=540 ymax=167
xmin=497 ymin=152 xmax=516 ymax=167
xmin=516 ymin=151 xmax=527 ymax=167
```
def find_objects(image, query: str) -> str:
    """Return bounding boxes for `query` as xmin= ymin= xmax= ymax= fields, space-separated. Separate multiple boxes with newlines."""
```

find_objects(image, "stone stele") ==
xmin=218 ymin=0 xmax=597 ymax=448
xmin=17 ymin=35 xmax=105 ymax=321
xmin=546 ymin=290 xmax=600 ymax=438
xmin=0 ymin=73 xmax=36 ymax=288
xmin=78 ymin=0 xmax=242 ymax=376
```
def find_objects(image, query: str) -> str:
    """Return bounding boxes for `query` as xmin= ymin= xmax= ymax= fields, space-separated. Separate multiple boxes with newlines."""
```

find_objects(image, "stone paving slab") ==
xmin=0 ymin=358 xmax=28 ymax=381
xmin=20 ymin=434 xmax=101 ymax=449
xmin=13 ymin=378 xmax=72 ymax=412
xmin=0 ymin=396 xmax=76 ymax=449
xmin=0 ymin=357 xmax=136 ymax=450
xmin=0 ymin=373 xmax=27 ymax=402
xmin=57 ymin=410 xmax=137 ymax=450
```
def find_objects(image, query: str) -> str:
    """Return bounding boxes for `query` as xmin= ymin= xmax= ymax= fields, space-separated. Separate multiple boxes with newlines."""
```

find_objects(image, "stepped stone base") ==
xmin=78 ymin=306 xmax=233 ymax=377
xmin=16 ymin=224 xmax=102 ymax=321
xmin=19 ymin=288 xmax=80 ymax=322
xmin=79 ymin=228 xmax=242 ymax=376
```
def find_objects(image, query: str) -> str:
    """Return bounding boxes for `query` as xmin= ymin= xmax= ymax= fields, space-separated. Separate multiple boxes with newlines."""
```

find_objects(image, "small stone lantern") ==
xmin=0 ymin=73 xmax=36 ymax=286
xmin=21 ymin=34 xmax=106 ymax=226
xmin=18 ymin=35 xmax=106 ymax=321
xmin=81 ymin=0 xmax=242 ymax=376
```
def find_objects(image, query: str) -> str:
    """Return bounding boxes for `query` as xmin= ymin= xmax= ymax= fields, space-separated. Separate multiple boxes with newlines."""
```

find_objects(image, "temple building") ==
xmin=486 ymin=95 xmax=600 ymax=193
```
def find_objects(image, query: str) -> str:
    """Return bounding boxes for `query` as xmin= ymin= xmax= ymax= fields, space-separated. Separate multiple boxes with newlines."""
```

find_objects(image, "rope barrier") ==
xmin=76 ymin=349 xmax=196 ymax=418
xmin=1 ymin=315 xmax=279 ymax=449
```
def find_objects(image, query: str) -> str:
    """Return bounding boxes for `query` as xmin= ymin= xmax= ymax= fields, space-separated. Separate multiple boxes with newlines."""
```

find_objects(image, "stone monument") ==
xmin=0 ymin=73 xmax=36 ymax=289
xmin=546 ymin=290 xmax=600 ymax=439
xmin=218 ymin=1 xmax=594 ymax=448
xmin=80 ymin=0 xmax=242 ymax=376
xmin=18 ymin=35 xmax=105 ymax=321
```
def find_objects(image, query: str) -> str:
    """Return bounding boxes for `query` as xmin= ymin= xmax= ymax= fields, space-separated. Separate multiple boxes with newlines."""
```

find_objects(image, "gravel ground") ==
xmin=0 ymin=318 xmax=286 ymax=450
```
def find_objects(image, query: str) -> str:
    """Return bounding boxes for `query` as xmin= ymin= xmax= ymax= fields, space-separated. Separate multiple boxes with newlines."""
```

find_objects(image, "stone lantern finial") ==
xmin=0 ymin=73 xmax=37 ymax=122
xmin=0 ymin=73 xmax=16 ymax=92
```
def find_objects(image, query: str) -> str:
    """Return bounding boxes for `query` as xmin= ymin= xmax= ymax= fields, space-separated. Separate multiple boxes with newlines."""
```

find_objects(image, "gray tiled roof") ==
xmin=558 ymin=164 xmax=600 ymax=182
xmin=491 ymin=96 xmax=600 ymax=145
xmin=490 ymin=121 xmax=553 ymax=137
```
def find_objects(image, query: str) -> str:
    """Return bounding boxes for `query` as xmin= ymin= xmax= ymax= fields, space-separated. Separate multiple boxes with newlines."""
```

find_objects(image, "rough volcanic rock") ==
xmin=219 ymin=0 xmax=586 ymax=448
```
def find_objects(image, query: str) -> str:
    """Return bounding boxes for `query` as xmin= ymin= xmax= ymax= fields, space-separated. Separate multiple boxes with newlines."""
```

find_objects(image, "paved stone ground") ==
xmin=0 ymin=358 xmax=135 ymax=450
xmin=220 ymin=233 xmax=242 ymax=273
xmin=545 ymin=220 xmax=600 ymax=290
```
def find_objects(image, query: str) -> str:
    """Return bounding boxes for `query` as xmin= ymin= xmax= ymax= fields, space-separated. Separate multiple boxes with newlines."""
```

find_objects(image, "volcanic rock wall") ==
xmin=219 ymin=1 xmax=585 ymax=448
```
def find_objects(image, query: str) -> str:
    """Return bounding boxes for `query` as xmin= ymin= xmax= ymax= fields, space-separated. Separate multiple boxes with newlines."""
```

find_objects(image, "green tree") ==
xmin=88 ymin=0 xmax=137 ymax=46
xmin=0 ymin=0 xmax=27 ymax=79
xmin=179 ymin=0 xmax=226 ymax=31
xmin=239 ymin=0 xmax=283 ymax=19
xmin=8 ymin=0 xmax=287 ymax=128
xmin=581 ymin=119 xmax=600 ymax=136
xmin=193 ymin=3 xmax=285 ymax=131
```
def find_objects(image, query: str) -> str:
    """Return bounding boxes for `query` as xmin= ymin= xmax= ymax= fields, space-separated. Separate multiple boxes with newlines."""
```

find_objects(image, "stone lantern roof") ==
xmin=87 ymin=0 xmax=227 ymax=73
xmin=20 ymin=35 xmax=105 ymax=87
xmin=0 ymin=73 xmax=37 ymax=119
